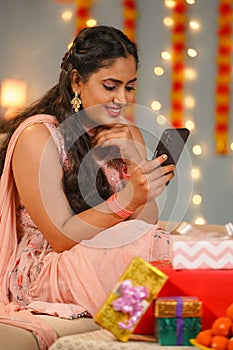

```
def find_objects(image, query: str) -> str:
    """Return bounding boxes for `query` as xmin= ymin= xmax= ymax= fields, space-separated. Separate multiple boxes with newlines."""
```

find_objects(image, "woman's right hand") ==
xmin=117 ymin=154 xmax=175 ymax=211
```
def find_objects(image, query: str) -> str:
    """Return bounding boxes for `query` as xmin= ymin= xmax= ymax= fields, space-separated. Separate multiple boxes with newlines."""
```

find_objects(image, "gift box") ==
xmin=171 ymin=225 xmax=233 ymax=270
xmin=154 ymin=296 xmax=202 ymax=345
xmin=94 ymin=256 xmax=168 ymax=342
xmin=133 ymin=262 xmax=233 ymax=335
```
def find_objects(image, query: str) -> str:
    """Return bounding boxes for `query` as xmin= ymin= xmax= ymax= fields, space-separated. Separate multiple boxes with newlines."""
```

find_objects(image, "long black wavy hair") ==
xmin=0 ymin=25 xmax=139 ymax=214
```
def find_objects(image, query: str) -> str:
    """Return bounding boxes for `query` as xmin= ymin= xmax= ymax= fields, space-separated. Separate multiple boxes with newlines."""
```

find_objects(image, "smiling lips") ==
xmin=105 ymin=105 xmax=122 ymax=118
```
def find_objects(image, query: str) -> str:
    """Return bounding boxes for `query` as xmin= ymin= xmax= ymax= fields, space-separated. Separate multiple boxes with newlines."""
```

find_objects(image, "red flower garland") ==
xmin=123 ymin=0 xmax=137 ymax=42
xmin=215 ymin=0 xmax=232 ymax=154
xmin=74 ymin=0 xmax=92 ymax=35
xmin=170 ymin=0 xmax=187 ymax=128
xmin=122 ymin=0 xmax=137 ymax=122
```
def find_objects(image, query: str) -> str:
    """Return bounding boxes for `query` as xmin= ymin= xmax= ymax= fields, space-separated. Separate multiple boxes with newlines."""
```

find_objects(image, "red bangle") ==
xmin=107 ymin=193 xmax=135 ymax=219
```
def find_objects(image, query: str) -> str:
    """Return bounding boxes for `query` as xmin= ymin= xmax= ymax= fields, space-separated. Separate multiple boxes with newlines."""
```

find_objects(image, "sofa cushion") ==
xmin=0 ymin=315 xmax=100 ymax=350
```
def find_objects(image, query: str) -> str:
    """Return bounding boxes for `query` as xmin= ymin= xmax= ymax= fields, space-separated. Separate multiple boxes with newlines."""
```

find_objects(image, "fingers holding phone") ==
xmin=147 ymin=154 xmax=176 ymax=189
xmin=128 ymin=155 xmax=175 ymax=203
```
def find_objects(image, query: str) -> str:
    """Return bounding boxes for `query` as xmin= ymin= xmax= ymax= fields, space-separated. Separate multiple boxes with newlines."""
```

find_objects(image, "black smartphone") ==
xmin=152 ymin=128 xmax=190 ymax=184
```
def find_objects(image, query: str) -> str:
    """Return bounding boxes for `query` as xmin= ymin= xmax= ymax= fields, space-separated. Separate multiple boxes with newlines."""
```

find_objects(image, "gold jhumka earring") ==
xmin=71 ymin=91 xmax=82 ymax=112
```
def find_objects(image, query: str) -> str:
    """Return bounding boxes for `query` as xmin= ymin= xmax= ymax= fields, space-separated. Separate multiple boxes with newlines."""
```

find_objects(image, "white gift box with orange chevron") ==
xmin=171 ymin=225 xmax=233 ymax=270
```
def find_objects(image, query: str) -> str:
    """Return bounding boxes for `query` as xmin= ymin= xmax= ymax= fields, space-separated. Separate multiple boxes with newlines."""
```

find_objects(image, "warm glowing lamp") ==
xmin=1 ymin=79 xmax=27 ymax=110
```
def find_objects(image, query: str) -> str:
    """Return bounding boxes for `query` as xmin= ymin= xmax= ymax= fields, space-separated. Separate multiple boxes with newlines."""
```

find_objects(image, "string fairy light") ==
xmin=192 ymin=194 xmax=202 ymax=205
xmin=185 ymin=119 xmax=195 ymax=130
xmin=151 ymin=100 xmax=162 ymax=111
xmin=189 ymin=20 xmax=200 ymax=30
xmin=61 ymin=11 xmax=73 ymax=21
xmin=191 ymin=168 xmax=200 ymax=180
xmin=160 ymin=0 xmax=202 ymax=223
xmin=86 ymin=18 xmax=97 ymax=27
xmin=154 ymin=66 xmax=164 ymax=76
xmin=161 ymin=51 xmax=172 ymax=60
xmin=194 ymin=217 xmax=206 ymax=225
xmin=192 ymin=144 xmax=203 ymax=156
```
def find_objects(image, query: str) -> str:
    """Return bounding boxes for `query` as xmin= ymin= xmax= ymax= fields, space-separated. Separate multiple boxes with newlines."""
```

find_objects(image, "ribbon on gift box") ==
xmin=112 ymin=279 xmax=149 ymax=330
xmin=174 ymin=296 xmax=185 ymax=345
xmin=157 ymin=296 xmax=185 ymax=345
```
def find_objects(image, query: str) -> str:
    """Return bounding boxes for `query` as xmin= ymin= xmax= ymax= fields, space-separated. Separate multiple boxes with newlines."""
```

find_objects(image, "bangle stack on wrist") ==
xmin=122 ymin=169 xmax=131 ymax=180
xmin=107 ymin=192 xmax=135 ymax=219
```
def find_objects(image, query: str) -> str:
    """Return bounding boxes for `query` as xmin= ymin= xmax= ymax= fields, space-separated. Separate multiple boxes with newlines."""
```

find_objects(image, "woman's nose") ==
xmin=113 ymin=90 xmax=127 ymax=105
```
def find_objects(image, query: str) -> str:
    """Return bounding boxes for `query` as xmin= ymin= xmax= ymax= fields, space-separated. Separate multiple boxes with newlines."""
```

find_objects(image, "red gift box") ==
xmin=134 ymin=262 xmax=233 ymax=335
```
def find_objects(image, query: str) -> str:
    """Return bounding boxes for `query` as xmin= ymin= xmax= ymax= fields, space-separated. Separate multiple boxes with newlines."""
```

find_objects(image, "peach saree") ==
xmin=0 ymin=114 xmax=171 ymax=349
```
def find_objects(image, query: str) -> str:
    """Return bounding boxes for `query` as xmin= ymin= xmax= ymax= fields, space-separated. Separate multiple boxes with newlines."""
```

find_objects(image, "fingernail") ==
xmin=162 ymin=154 xmax=167 ymax=159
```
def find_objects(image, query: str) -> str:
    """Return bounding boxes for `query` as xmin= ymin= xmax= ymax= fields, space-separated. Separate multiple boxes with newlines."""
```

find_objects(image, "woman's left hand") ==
xmin=92 ymin=123 xmax=143 ymax=167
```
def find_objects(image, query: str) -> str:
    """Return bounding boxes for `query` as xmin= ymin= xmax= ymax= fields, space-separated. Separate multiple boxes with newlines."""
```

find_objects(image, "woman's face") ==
xmin=72 ymin=55 xmax=137 ymax=127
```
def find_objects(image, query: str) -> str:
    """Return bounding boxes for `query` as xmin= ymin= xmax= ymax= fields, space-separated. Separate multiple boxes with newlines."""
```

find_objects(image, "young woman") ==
xmin=0 ymin=25 xmax=175 ymax=348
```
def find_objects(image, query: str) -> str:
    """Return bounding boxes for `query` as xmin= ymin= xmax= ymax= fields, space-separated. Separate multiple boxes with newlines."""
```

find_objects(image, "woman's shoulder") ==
xmin=17 ymin=115 xmax=67 ymax=164
xmin=15 ymin=114 xmax=58 ymax=139
xmin=12 ymin=115 xmax=58 ymax=155
xmin=22 ymin=114 xmax=58 ymax=129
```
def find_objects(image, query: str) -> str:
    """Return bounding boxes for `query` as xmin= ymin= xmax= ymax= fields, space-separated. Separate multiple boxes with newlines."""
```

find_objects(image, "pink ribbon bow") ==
xmin=112 ymin=279 xmax=149 ymax=330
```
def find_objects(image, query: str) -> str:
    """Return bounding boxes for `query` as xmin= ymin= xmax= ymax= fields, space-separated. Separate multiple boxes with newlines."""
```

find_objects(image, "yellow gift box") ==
xmin=94 ymin=256 xmax=168 ymax=342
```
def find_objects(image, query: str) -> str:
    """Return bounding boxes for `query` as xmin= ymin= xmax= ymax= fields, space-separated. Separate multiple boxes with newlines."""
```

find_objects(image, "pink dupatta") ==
xmin=0 ymin=114 xmax=58 ymax=349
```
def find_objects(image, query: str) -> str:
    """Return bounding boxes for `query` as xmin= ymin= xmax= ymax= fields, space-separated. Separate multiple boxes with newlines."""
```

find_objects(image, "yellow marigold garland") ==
xmin=122 ymin=0 xmax=137 ymax=122
xmin=122 ymin=0 xmax=137 ymax=42
xmin=74 ymin=0 xmax=92 ymax=35
xmin=215 ymin=0 xmax=232 ymax=154
xmin=170 ymin=0 xmax=187 ymax=128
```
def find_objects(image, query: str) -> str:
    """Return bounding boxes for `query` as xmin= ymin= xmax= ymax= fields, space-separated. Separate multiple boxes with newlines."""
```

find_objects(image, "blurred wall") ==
xmin=0 ymin=0 xmax=232 ymax=225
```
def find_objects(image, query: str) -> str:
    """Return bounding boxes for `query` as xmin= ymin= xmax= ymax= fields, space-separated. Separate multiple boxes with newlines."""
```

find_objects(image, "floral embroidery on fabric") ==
xmin=5 ymin=118 xmax=171 ymax=322
xmin=10 ymin=122 xmax=130 ymax=309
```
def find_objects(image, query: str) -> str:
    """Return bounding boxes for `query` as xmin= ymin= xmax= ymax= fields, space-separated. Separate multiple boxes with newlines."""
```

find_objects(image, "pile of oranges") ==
xmin=196 ymin=303 xmax=233 ymax=350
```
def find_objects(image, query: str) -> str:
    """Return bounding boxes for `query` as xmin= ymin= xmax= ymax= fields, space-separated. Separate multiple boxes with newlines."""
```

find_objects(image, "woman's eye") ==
xmin=126 ymin=86 xmax=136 ymax=91
xmin=103 ymin=84 xmax=116 ymax=91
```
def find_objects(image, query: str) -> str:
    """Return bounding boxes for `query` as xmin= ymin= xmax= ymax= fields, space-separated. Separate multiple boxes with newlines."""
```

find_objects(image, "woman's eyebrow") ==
xmin=101 ymin=77 xmax=137 ymax=84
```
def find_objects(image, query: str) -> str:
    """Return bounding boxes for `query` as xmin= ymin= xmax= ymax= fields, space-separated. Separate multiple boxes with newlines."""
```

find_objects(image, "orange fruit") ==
xmin=196 ymin=329 xmax=213 ymax=347
xmin=227 ymin=337 xmax=233 ymax=350
xmin=226 ymin=304 xmax=233 ymax=322
xmin=212 ymin=317 xmax=232 ymax=337
xmin=211 ymin=335 xmax=229 ymax=350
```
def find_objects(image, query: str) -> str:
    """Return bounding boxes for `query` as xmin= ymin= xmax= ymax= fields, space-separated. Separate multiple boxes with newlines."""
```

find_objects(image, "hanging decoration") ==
xmin=74 ymin=0 xmax=93 ymax=35
xmin=214 ymin=0 xmax=232 ymax=154
xmin=122 ymin=0 xmax=137 ymax=42
xmin=170 ymin=0 xmax=187 ymax=128
xmin=122 ymin=0 xmax=137 ymax=122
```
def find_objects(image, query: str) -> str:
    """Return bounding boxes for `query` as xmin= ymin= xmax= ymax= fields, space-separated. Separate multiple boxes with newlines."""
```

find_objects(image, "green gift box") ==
xmin=155 ymin=296 xmax=202 ymax=346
